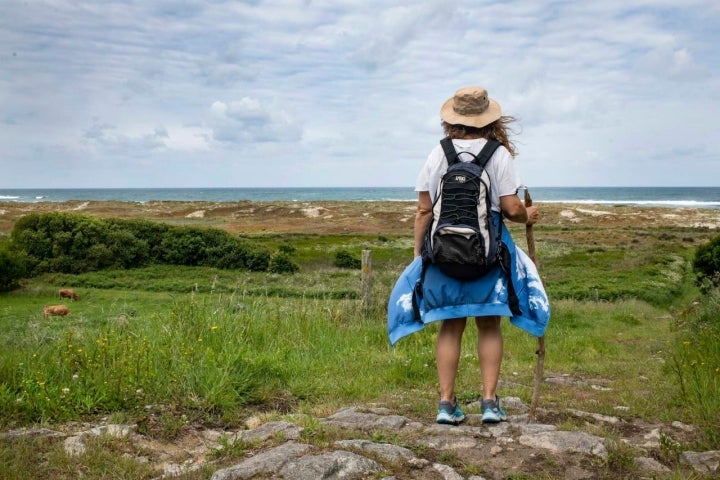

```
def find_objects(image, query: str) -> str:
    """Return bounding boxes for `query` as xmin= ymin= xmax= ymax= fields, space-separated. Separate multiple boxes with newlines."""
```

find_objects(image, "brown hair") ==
xmin=442 ymin=116 xmax=518 ymax=156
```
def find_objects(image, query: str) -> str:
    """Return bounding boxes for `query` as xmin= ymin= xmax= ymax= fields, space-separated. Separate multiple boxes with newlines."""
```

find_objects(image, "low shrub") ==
xmin=10 ymin=212 xmax=273 ymax=276
xmin=0 ymin=240 xmax=27 ymax=291
xmin=693 ymin=234 xmax=720 ymax=286
xmin=268 ymin=251 xmax=299 ymax=274
xmin=334 ymin=250 xmax=361 ymax=269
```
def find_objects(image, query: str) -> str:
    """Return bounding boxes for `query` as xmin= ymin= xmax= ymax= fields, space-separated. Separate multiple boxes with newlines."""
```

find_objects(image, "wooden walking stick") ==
xmin=525 ymin=188 xmax=545 ymax=421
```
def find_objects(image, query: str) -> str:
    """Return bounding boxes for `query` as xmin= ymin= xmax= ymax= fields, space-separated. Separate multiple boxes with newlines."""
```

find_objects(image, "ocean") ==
xmin=1 ymin=187 xmax=720 ymax=209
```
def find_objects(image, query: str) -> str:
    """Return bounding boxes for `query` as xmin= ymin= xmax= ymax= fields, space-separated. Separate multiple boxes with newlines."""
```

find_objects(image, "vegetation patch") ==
xmin=1 ymin=202 xmax=719 ymax=478
xmin=9 ymin=212 xmax=296 ymax=277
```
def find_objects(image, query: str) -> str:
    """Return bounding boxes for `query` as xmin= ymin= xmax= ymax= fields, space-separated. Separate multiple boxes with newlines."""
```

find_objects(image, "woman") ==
xmin=414 ymin=86 xmax=540 ymax=424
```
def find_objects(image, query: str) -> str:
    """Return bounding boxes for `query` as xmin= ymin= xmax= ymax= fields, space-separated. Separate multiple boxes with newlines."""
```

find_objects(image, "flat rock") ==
xmin=634 ymin=456 xmax=671 ymax=473
xmin=323 ymin=406 xmax=414 ymax=431
xmin=230 ymin=420 xmax=302 ymax=443
xmin=680 ymin=450 xmax=720 ymax=474
xmin=334 ymin=439 xmax=429 ymax=467
xmin=518 ymin=430 xmax=608 ymax=458
xmin=432 ymin=462 xmax=464 ymax=480
xmin=210 ymin=441 xmax=313 ymax=480
xmin=279 ymin=450 xmax=383 ymax=479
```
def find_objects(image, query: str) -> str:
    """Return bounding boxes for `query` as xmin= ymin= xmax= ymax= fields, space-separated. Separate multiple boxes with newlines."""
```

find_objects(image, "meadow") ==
xmin=0 ymin=200 xmax=718 ymax=478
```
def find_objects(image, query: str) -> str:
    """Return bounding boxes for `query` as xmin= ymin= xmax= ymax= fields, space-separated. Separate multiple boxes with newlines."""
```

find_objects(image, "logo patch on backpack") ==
xmin=422 ymin=138 xmax=503 ymax=281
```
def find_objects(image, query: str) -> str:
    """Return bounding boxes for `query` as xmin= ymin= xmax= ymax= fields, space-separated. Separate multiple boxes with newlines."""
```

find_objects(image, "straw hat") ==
xmin=440 ymin=86 xmax=501 ymax=128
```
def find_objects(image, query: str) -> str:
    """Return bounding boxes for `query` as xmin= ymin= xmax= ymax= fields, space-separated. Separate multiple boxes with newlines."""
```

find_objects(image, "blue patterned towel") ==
xmin=387 ymin=223 xmax=550 ymax=346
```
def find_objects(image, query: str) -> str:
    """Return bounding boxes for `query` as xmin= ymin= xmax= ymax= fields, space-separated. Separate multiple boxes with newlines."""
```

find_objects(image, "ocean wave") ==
xmin=541 ymin=199 xmax=720 ymax=208
xmin=289 ymin=197 xmax=416 ymax=202
xmin=373 ymin=198 xmax=417 ymax=202
xmin=1 ymin=188 xmax=718 ymax=209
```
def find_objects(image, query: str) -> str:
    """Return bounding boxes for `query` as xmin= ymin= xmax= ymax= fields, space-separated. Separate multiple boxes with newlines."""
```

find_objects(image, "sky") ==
xmin=1 ymin=0 xmax=719 ymax=188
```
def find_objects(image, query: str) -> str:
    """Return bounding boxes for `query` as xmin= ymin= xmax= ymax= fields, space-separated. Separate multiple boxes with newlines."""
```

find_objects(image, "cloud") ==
xmin=82 ymin=120 xmax=169 ymax=157
xmin=0 ymin=0 xmax=718 ymax=188
xmin=343 ymin=3 xmax=454 ymax=70
xmin=638 ymin=46 xmax=710 ymax=80
xmin=208 ymin=98 xmax=302 ymax=145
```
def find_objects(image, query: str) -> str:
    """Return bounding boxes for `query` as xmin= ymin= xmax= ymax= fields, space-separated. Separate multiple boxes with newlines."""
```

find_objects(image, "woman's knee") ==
xmin=440 ymin=317 xmax=467 ymax=335
xmin=475 ymin=316 xmax=501 ymax=332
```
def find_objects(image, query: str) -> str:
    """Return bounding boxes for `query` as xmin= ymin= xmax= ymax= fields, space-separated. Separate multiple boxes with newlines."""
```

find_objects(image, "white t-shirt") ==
xmin=415 ymin=138 xmax=521 ymax=212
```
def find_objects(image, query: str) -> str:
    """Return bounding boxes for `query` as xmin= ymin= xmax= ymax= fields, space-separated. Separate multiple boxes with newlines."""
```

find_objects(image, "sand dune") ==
xmin=1 ymin=200 xmax=718 ymax=235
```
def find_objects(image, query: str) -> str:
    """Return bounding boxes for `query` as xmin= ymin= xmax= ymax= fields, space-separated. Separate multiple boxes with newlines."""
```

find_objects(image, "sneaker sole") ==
xmin=481 ymin=411 xmax=507 ymax=423
xmin=436 ymin=412 xmax=465 ymax=425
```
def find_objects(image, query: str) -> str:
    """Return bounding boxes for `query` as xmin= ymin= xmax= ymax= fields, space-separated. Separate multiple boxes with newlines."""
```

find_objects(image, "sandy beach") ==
xmin=1 ymin=200 xmax=719 ymax=236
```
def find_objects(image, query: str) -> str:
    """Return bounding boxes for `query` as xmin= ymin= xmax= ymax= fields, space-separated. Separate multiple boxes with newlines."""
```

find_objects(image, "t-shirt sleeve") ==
xmin=415 ymin=160 xmax=430 ymax=192
xmin=493 ymin=148 xmax=522 ymax=197
xmin=415 ymin=146 xmax=442 ymax=193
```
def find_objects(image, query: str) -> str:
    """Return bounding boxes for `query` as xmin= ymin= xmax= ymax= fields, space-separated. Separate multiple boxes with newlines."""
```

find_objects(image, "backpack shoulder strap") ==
xmin=472 ymin=139 xmax=502 ymax=169
xmin=440 ymin=137 xmax=459 ymax=166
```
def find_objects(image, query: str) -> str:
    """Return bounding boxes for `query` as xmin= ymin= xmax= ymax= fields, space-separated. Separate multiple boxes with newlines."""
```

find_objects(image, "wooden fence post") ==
xmin=361 ymin=249 xmax=372 ymax=310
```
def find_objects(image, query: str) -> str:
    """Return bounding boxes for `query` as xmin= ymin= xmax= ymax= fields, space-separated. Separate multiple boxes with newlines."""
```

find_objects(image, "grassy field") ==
xmin=0 ymin=201 xmax=719 ymax=478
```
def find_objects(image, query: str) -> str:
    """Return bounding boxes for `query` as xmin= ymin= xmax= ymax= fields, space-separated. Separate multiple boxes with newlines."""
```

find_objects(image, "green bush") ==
xmin=693 ymin=234 xmax=720 ymax=286
xmin=107 ymin=218 xmax=169 ymax=260
xmin=268 ymin=251 xmax=299 ymax=274
xmin=0 ymin=240 xmax=27 ymax=291
xmin=334 ymin=250 xmax=361 ymax=269
xmin=278 ymin=244 xmax=296 ymax=255
xmin=158 ymin=228 xmax=208 ymax=265
xmin=10 ymin=212 xmax=272 ymax=275
xmin=12 ymin=213 xmax=152 ymax=274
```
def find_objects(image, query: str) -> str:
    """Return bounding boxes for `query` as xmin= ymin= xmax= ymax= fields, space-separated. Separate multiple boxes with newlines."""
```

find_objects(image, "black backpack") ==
xmin=422 ymin=137 xmax=503 ymax=280
xmin=413 ymin=137 xmax=521 ymax=320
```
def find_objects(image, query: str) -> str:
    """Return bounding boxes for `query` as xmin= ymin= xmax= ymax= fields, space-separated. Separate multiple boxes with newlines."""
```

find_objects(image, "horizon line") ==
xmin=2 ymin=185 xmax=720 ymax=190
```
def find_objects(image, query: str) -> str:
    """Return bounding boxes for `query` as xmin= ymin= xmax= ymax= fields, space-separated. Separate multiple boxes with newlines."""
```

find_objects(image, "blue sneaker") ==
xmin=436 ymin=399 xmax=465 ymax=425
xmin=481 ymin=396 xmax=507 ymax=423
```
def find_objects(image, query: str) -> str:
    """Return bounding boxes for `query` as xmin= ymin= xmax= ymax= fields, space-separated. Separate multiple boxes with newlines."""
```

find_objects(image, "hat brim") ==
xmin=440 ymin=96 xmax=502 ymax=129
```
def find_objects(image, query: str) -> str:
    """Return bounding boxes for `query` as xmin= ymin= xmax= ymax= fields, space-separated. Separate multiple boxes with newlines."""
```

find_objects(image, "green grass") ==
xmin=666 ymin=288 xmax=720 ymax=448
xmin=0 ymin=432 xmax=180 ymax=479
xmin=0 ymin=291 xmax=374 ymax=424
xmin=0 ymin=225 xmax=718 ymax=477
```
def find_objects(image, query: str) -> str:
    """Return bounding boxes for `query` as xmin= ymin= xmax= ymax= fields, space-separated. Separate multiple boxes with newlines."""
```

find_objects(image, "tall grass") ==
xmin=666 ymin=287 xmax=720 ymax=449
xmin=0 ymin=287 xmax=709 ymax=435
xmin=0 ymin=291 xmax=392 ymax=425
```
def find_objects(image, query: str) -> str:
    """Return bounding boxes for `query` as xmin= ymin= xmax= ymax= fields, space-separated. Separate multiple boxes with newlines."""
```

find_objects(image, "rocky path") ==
xmin=5 ymin=397 xmax=718 ymax=479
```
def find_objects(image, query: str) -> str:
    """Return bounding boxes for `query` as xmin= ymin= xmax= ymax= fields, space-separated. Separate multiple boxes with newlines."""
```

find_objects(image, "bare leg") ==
xmin=436 ymin=317 xmax=467 ymax=402
xmin=476 ymin=316 xmax=503 ymax=400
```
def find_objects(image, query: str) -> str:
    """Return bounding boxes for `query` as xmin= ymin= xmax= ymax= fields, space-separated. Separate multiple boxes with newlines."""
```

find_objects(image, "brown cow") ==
xmin=43 ymin=305 xmax=71 ymax=319
xmin=59 ymin=288 xmax=79 ymax=301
